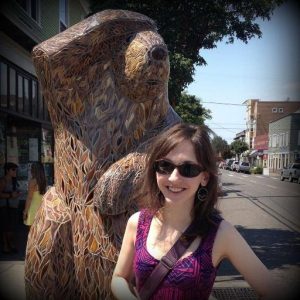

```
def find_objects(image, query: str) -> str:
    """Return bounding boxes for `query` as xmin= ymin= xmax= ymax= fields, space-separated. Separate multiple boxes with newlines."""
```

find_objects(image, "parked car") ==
xmin=231 ymin=161 xmax=239 ymax=171
xmin=280 ymin=163 xmax=300 ymax=183
xmin=237 ymin=161 xmax=251 ymax=173
xmin=224 ymin=159 xmax=234 ymax=170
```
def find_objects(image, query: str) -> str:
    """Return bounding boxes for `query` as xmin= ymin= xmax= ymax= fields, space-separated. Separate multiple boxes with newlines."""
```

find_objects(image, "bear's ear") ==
xmin=32 ymin=10 xmax=157 ymax=92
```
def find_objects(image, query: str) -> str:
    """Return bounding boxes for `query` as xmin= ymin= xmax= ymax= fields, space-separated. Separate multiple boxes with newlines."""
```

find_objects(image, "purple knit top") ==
xmin=134 ymin=209 xmax=222 ymax=300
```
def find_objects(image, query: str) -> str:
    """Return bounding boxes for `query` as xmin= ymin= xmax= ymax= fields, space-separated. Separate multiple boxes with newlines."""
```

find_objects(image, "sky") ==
xmin=186 ymin=0 xmax=300 ymax=144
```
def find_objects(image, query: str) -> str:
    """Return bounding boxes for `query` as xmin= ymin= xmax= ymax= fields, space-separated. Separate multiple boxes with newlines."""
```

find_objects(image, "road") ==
xmin=213 ymin=169 xmax=300 ymax=299
xmin=1 ymin=170 xmax=299 ymax=299
xmin=220 ymin=169 xmax=300 ymax=232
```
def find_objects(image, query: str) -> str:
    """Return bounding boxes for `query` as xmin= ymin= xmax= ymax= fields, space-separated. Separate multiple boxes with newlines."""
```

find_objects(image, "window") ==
xmin=272 ymin=134 xmax=276 ymax=147
xmin=16 ymin=0 xmax=40 ymax=23
xmin=17 ymin=75 xmax=24 ymax=113
xmin=272 ymin=107 xmax=277 ymax=113
xmin=32 ymin=81 xmax=38 ymax=118
xmin=24 ymin=78 xmax=30 ymax=115
xmin=0 ymin=56 xmax=48 ymax=122
xmin=0 ymin=62 xmax=8 ymax=108
xmin=9 ymin=69 xmax=16 ymax=111
xmin=279 ymin=108 xmax=284 ymax=113
xmin=59 ymin=0 xmax=69 ymax=32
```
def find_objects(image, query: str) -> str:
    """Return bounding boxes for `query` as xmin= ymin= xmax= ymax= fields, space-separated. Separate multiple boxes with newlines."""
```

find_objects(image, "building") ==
xmin=268 ymin=110 xmax=300 ymax=172
xmin=0 ymin=0 xmax=89 ymax=187
xmin=244 ymin=99 xmax=300 ymax=166
xmin=234 ymin=130 xmax=246 ymax=142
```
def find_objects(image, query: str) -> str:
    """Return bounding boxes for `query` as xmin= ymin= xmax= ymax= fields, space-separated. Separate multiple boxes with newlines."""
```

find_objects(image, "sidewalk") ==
xmin=0 ymin=260 xmax=26 ymax=300
xmin=0 ymin=206 xmax=28 ymax=300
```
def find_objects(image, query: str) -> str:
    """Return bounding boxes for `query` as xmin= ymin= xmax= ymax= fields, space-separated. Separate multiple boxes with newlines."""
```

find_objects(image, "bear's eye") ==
xmin=126 ymin=33 xmax=135 ymax=43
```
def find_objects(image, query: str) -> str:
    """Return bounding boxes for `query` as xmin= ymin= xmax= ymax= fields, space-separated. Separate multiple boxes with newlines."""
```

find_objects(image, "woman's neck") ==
xmin=157 ymin=203 xmax=193 ymax=233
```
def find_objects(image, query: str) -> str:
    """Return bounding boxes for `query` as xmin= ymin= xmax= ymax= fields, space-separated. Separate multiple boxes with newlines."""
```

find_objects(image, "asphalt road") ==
xmin=1 ymin=170 xmax=299 ymax=299
xmin=220 ymin=169 xmax=300 ymax=232
xmin=215 ymin=169 xmax=300 ymax=298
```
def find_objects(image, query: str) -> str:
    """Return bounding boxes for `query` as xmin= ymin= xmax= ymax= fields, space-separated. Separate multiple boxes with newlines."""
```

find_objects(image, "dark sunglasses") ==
xmin=153 ymin=159 xmax=204 ymax=178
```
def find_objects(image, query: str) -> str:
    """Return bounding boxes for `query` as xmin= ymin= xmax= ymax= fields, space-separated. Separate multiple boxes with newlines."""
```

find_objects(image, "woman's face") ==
xmin=156 ymin=139 xmax=209 ymax=208
xmin=8 ymin=168 xmax=17 ymax=178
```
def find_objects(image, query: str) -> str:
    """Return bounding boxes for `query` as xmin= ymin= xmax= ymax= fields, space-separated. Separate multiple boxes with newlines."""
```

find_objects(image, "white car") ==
xmin=237 ymin=161 xmax=251 ymax=173
xmin=231 ymin=161 xmax=239 ymax=171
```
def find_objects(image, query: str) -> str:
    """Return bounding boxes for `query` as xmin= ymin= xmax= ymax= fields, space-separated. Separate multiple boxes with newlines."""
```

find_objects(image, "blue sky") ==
xmin=186 ymin=1 xmax=300 ymax=143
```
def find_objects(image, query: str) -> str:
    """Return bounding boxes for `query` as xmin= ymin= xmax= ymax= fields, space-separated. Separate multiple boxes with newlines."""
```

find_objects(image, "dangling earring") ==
xmin=197 ymin=186 xmax=208 ymax=202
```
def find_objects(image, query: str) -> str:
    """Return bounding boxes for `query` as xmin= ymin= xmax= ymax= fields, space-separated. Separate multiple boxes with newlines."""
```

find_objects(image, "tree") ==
xmin=89 ymin=0 xmax=284 ymax=106
xmin=174 ymin=93 xmax=211 ymax=125
xmin=211 ymin=135 xmax=230 ymax=158
xmin=230 ymin=140 xmax=249 ymax=160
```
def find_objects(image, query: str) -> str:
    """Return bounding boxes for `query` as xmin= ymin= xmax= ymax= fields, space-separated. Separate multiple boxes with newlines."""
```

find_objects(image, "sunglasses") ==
xmin=153 ymin=159 xmax=204 ymax=178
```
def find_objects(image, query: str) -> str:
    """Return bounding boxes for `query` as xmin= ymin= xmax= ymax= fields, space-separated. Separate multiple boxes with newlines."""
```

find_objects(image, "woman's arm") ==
xmin=214 ymin=220 xmax=284 ymax=300
xmin=111 ymin=212 xmax=140 ymax=300
xmin=23 ymin=179 xmax=36 ymax=220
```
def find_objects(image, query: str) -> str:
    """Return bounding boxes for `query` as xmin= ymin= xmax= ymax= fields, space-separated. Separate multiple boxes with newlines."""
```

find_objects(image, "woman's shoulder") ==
xmin=128 ymin=211 xmax=140 ymax=225
xmin=28 ymin=178 xmax=38 ymax=189
xmin=128 ymin=209 xmax=152 ymax=229
xmin=215 ymin=219 xmax=239 ymax=242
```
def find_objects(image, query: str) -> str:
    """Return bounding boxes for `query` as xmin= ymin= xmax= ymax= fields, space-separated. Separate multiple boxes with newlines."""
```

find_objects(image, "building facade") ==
xmin=0 ymin=0 xmax=89 ymax=188
xmin=244 ymin=99 xmax=300 ymax=167
xmin=268 ymin=111 xmax=300 ymax=172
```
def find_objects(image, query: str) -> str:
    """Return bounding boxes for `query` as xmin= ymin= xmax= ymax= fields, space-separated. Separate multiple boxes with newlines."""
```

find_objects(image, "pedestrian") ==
xmin=111 ymin=123 xmax=282 ymax=300
xmin=0 ymin=162 xmax=21 ymax=254
xmin=23 ymin=162 xmax=46 ymax=228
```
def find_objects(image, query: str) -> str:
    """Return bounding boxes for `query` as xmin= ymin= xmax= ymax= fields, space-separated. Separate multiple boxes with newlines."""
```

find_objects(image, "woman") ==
xmin=0 ymin=162 xmax=21 ymax=253
xmin=111 ymin=123 xmax=283 ymax=300
xmin=23 ymin=162 xmax=47 ymax=227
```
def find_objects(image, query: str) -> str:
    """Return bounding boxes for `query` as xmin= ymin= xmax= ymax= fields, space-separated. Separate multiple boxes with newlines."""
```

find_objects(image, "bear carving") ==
xmin=25 ymin=9 xmax=180 ymax=299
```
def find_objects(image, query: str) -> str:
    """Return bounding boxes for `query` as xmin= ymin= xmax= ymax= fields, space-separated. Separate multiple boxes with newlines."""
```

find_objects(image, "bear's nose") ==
xmin=150 ymin=46 xmax=168 ymax=61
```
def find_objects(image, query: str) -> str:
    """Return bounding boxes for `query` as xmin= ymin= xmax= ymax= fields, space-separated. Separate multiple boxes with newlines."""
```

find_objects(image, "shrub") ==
xmin=251 ymin=166 xmax=263 ymax=174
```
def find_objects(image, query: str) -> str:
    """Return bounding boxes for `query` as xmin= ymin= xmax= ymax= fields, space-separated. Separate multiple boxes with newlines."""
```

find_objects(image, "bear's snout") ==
xmin=149 ymin=45 xmax=168 ymax=61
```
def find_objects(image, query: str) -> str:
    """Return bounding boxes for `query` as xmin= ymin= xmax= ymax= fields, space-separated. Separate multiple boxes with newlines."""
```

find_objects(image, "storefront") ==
xmin=0 ymin=55 xmax=54 ymax=191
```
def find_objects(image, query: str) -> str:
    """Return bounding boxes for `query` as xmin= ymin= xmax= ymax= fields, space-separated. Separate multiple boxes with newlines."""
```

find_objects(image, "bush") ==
xmin=251 ymin=166 xmax=263 ymax=174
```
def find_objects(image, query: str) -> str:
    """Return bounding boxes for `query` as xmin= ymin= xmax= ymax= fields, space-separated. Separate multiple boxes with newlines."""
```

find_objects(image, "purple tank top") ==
xmin=134 ymin=210 xmax=222 ymax=300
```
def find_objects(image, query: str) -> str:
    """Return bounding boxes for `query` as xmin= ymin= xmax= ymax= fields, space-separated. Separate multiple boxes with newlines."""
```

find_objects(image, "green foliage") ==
xmin=222 ymin=149 xmax=233 ymax=160
xmin=251 ymin=166 xmax=263 ymax=174
xmin=211 ymin=136 xmax=231 ymax=158
xmin=89 ymin=0 xmax=284 ymax=127
xmin=168 ymin=53 xmax=194 ymax=106
xmin=230 ymin=140 xmax=249 ymax=155
xmin=174 ymin=93 xmax=211 ymax=125
xmin=89 ymin=0 xmax=284 ymax=106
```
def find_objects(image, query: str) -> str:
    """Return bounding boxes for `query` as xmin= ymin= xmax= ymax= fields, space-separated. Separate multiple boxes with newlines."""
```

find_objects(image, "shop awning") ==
xmin=249 ymin=150 xmax=258 ymax=157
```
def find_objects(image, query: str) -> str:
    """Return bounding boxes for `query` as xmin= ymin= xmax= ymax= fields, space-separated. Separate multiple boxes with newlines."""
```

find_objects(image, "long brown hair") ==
xmin=31 ymin=162 xmax=47 ymax=195
xmin=142 ymin=123 xmax=221 ymax=236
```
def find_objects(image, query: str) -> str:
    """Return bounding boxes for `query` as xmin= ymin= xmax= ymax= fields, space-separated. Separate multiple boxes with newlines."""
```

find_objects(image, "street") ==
xmin=214 ymin=169 xmax=300 ymax=299
xmin=1 ymin=170 xmax=300 ymax=300
xmin=220 ymin=169 xmax=300 ymax=232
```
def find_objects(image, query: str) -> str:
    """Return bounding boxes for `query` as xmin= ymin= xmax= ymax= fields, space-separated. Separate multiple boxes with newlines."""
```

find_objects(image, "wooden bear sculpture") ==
xmin=25 ymin=9 xmax=180 ymax=300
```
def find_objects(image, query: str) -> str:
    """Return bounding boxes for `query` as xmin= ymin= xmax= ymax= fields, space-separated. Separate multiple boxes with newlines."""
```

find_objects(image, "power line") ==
xmin=201 ymin=101 xmax=246 ymax=106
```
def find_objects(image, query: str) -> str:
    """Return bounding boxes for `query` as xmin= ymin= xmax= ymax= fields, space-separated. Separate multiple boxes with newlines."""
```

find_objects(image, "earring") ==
xmin=197 ymin=186 xmax=208 ymax=202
